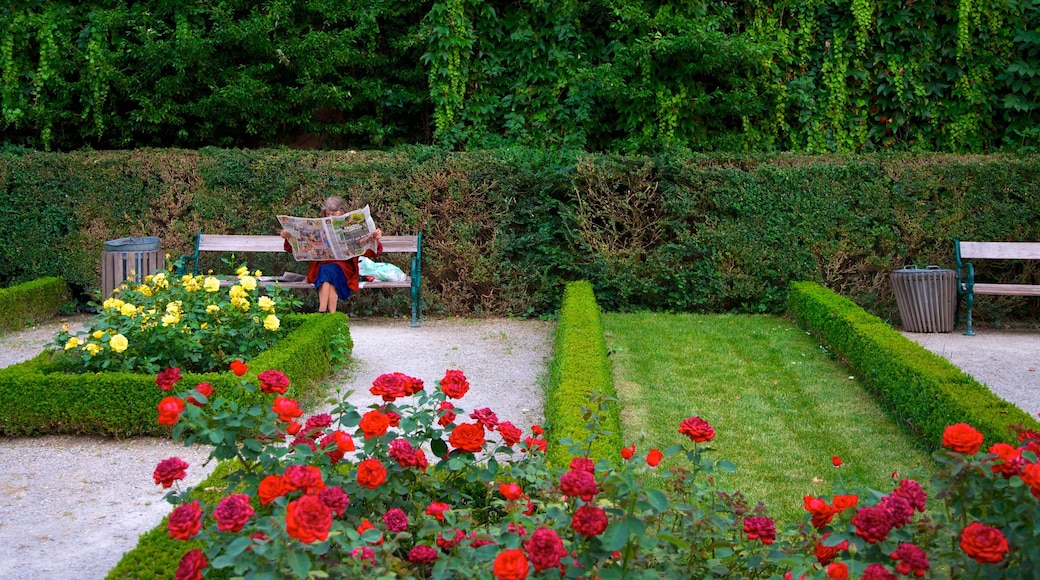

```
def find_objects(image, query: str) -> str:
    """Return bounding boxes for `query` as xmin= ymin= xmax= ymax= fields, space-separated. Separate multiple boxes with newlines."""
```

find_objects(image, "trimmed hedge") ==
xmin=787 ymin=281 xmax=1040 ymax=450
xmin=544 ymin=280 xmax=623 ymax=467
xmin=0 ymin=313 xmax=351 ymax=437
xmin=0 ymin=277 xmax=69 ymax=333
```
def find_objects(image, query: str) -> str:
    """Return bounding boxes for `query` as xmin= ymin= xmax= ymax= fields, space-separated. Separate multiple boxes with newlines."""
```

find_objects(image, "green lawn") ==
xmin=603 ymin=312 xmax=939 ymax=525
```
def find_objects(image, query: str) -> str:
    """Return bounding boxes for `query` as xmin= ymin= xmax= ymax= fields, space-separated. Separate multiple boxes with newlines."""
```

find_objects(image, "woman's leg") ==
xmin=318 ymin=282 xmax=333 ymax=312
xmin=326 ymin=284 xmax=340 ymax=313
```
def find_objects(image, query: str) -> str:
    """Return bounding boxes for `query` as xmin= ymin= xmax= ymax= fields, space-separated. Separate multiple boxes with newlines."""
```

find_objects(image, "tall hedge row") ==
xmin=3 ymin=1 xmax=1039 ymax=153
xmin=2 ymin=148 xmax=1040 ymax=325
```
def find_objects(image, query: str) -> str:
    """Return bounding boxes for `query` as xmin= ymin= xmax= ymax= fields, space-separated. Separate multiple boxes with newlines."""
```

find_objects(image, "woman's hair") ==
xmin=321 ymin=196 xmax=349 ymax=216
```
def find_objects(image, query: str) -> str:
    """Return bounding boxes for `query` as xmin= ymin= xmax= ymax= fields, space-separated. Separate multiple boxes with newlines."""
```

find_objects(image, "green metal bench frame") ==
xmin=954 ymin=239 xmax=1040 ymax=336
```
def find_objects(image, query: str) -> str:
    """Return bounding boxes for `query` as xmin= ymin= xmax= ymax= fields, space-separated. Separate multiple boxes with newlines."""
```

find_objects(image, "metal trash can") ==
xmin=102 ymin=237 xmax=163 ymax=297
xmin=890 ymin=265 xmax=957 ymax=333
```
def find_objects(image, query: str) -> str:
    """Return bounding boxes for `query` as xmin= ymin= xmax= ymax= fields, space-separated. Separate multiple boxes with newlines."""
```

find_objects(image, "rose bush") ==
xmin=152 ymin=365 xmax=1040 ymax=579
xmin=50 ymin=264 xmax=300 ymax=374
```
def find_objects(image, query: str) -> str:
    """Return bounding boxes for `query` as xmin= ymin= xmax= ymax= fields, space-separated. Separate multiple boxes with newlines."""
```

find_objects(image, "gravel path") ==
xmin=0 ymin=316 xmax=554 ymax=580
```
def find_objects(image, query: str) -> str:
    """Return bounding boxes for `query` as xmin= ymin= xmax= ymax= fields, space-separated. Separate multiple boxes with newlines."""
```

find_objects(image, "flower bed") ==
xmin=0 ymin=312 xmax=349 ymax=437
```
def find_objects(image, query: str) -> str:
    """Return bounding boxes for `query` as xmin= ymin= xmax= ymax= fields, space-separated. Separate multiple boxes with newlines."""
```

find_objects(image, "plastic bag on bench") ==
xmin=359 ymin=256 xmax=407 ymax=282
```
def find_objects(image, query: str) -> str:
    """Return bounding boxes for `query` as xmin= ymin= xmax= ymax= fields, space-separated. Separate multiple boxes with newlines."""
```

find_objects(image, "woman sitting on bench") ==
xmin=280 ymin=196 xmax=382 ymax=313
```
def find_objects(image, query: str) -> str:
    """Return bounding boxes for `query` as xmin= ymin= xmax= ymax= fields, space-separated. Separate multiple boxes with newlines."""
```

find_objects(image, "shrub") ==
xmin=786 ymin=281 xmax=1040 ymax=449
xmin=49 ymin=267 xmax=300 ymax=375
xmin=0 ymin=277 xmax=69 ymax=332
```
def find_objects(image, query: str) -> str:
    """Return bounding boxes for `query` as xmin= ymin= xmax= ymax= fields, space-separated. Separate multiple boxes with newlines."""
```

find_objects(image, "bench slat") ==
xmin=958 ymin=241 xmax=1040 ymax=260
xmin=198 ymin=234 xmax=418 ymax=254
xmin=968 ymin=283 xmax=1040 ymax=297
xmin=216 ymin=278 xmax=413 ymax=289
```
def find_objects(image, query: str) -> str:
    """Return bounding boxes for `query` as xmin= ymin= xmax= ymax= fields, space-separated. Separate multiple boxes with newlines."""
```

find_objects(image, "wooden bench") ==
xmin=954 ymin=239 xmax=1040 ymax=335
xmin=176 ymin=233 xmax=423 ymax=327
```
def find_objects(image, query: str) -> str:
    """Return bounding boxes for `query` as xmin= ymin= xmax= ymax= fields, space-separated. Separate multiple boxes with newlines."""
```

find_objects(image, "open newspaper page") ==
xmin=277 ymin=205 xmax=378 ymax=261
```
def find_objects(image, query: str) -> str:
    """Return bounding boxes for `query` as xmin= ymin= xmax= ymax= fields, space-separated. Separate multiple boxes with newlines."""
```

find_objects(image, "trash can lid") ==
xmin=104 ymin=237 xmax=161 ymax=251
xmin=893 ymin=264 xmax=952 ymax=273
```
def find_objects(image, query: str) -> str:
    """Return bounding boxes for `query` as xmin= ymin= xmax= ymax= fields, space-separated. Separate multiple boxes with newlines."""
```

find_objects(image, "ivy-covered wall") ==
xmin=3 ymin=1 xmax=1038 ymax=153
xmin=2 ymin=148 xmax=1039 ymax=325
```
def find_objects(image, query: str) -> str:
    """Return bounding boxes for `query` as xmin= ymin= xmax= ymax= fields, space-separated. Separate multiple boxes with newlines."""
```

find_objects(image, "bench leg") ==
xmin=963 ymin=291 xmax=976 ymax=336
xmin=410 ymin=280 xmax=420 ymax=328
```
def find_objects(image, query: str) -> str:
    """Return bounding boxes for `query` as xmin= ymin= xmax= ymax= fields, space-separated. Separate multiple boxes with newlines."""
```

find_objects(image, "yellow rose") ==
xmin=161 ymin=313 xmax=181 ymax=326
xmin=263 ymin=314 xmax=280 ymax=331
xmin=237 ymin=299 xmax=250 ymax=312
xmin=253 ymin=269 xmax=263 ymax=277
xmin=120 ymin=303 xmax=137 ymax=317
xmin=206 ymin=304 xmax=220 ymax=314
xmin=64 ymin=337 xmax=80 ymax=350
xmin=109 ymin=334 xmax=128 ymax=353
xmin=138 ymin=285 xmax=153 ymax=297
xmin=102 ymin=297 xmax=124 ymax=310
xmin=257 ymin=296 xmax=275 ymax=312
xmin=229 ymin=285 xmax=246 ymax=299
xmin=152 ymin=272 xmax=168 ymax=289
xmin=181 ymin=275 xmax=201 ymax=292
xmin=203 ymin=277 xmax=221 ymax=292
xmin=166 ymin=301 xmax=182 ymax=314
xmin=240 ymin=276 xmax=257 ymax=291
xmin=92 ymin=330 xmax=105 ymax=340
xmin=200 ymin=322 xmax=208 ymax=330
xmin=235 ymin=265 xmax=249 ymax=276
xmin=84 ymin=343 xmax=103 ymax=356
xmin=62 ymin=323 xmax=69 ymax=332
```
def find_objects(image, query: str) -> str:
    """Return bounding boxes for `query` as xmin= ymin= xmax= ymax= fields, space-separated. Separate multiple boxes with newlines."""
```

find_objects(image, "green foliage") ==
xmin=0 ymin=313 xmax=349 ymax=436
xmin=546 ymin=281 xmax=622 ymax=467
xmin=0 ymin=277 xmax=69 ymax=332
xmin=4 ymin=1 xmax=1040 ymax=153
xmin=3 ymin=148 xmax=1040 ymax=323
xmin=786 ymin=281 xmax=1040 ymax=449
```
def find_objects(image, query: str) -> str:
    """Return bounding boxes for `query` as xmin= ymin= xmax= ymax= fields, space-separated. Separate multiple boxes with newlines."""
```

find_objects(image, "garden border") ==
xmin=0 ymin=312 xmax=351 ymax=437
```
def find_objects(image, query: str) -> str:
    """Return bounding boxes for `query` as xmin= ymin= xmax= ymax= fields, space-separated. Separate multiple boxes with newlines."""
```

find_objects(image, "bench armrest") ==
xmin=175 ymin=232 xmax=204 ymax=276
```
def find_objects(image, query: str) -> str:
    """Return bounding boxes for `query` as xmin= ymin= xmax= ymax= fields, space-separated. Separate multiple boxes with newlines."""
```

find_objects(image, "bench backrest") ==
xmin=198 ymin=234 xmax=419 ymax=254
xmin=957 ymin=241 xmax=1040 ymax=261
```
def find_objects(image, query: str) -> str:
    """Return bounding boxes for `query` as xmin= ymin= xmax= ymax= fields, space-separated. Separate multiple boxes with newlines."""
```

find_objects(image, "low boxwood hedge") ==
xmin=0 ymin=277 xmax=69 ymax=333
xmin=787 ymin=281 xmax=1040 ymax=449
xmin=0 ymin=312 xmax=351 ymax=437
xmin=544 ymin=280 xmax=623 ymax=467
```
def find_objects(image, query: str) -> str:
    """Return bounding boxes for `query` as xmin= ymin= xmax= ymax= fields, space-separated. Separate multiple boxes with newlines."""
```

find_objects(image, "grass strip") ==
xmin=603 ymin=311 xmax=938 ymax=525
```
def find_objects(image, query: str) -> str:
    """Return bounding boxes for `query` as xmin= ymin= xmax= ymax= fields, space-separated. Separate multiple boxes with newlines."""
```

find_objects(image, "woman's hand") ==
xmin=361 ymin=229 xmax=382 ymax=243
xmin=279 ymin=230 xmax=292 ymax=239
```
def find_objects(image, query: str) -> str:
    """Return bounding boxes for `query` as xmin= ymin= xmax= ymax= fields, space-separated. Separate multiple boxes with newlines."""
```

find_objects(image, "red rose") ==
xmin=258 ymin=369 xmax=290 ymax=394
xmin=186 ymin=382 xmax=213 ymax=407
xmin=743 ymin=516 xmax=776 ymax=545
xmin=214 ymin=493 xmax=254 ymax=532
xmin=620 ymin=444 xmax=636 ymax=460
xmin=522 ymin=436 xmax=547 ymax=454
xmin=803 ymin=495 xmax=836 ymax=528
xmin=942 ymin=423 xmax=984 ymax=454
xmin=321 ymin=430 xmax=355 ymax=463
xmin=156 ymin=367 xmax=182 ymax=391
xmin=571 ymin=505 xmax=608 ymax=536
xmin=271 ymin=396 xmax=303 ymax=422
xmin=1024 ymin=463 xmax=1040 ymax=499
xmin=258 ymin=474 xmax=290 ymax=505
xmin=960 ymin=522 xmax=1010 ymax=564
xmin=383 ymin=507 xmax=410 ymax=533
xmin=370 ymin=372 xmax=422 ymax=401
xmin=449 ymin=422 xmax=486 ymax=453
xmin=168 ymin=500 xmax=203 ymax=540
xmin=569 ymin=456 xmax=595 ymax=473
xmin=386 ymin=410 xmax=401 ymax=427
xmin=988 ymin=443 xmax=1024 ymax=478
xmin=560 ymin=469 xmax=598 ymax=501
xmin=831 ymin=455 xmax=842 ymax=467
xmin=318 ymin=485 xmax=350 ymax=516
xmin=229 ymin=359 xmax=248 ymax=376
xmin=440 ymin=369 xmax=470 ymax=399
xmin=158 ymin=396 xmax=186 ymax=426
xmin=425 ymin=501 xmax=450 ymax=521
xmin=814 ymin=533 xmax=849 ymax=565
xmin=285 ymin=494 xmax=333 ymax=543
xmin=523 ymin=527 xmax=566 ymax=572
xmin=531 ymin=424 xmax=544 ymax=435
xmin=826 ymin=562 xmax=849 ymax=580
xmin=356 ymin=458 xmax=387 ymax=489
xmin=861 ymin=563 xmax=897 ymax=580
xmin=408 ymin=544 xmax=439 ymax=565
xmin=889 ymin=542 xmax=929 ymax=577
xmin=437 ymin=401 xmax=457 ymax=426
xmin=498 ymin=421 xmax=522 ymax=446
xmin=285 ymin=420 xmax=302 ymax=435
xmin=493 ymin=549 xmax=530 ymax=580
xmin=679 ymin=416 xmax=715 ymax=443
xmin=646 ymin=448 xmax=663 ymax=467
xmin=174 ymin=548 xmax=207 ymax=580
xmin=359 ymin=409 xmax=391 ymax=439
xmin=153 ymin=457 xmax=189 ymax=488
xmin=470 ymin=407 xmax=499 ymax=430
xmin=851 ymin=505 xmax=894 ymax=544
xmin=284 ymin=465 xmax=324 ymax=494
xmin=499 ymin=482 xmax=524 ymax=501
xmin=832 ymin=494 xmax=859 ymax=513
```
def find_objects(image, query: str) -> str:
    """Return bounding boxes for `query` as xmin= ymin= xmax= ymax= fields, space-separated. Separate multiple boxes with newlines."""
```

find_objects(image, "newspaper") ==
xmin=277 ymin=205 xmax=379 ymax=261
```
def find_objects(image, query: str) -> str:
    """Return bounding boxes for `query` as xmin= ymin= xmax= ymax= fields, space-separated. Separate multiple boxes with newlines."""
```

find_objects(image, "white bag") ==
xmin=359 ymin=256 xmax=408 ymax=282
